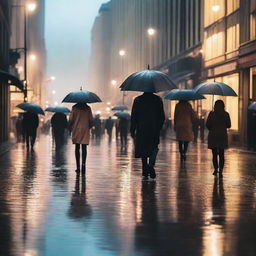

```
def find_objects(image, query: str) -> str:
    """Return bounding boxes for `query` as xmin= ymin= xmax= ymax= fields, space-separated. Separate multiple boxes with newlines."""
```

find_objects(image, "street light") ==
xmin=111 ymin=79 xmax=117 ymax=86
xmin=52 ymin=90 xmax=56 ymax=94
xmin=29 ymin=54 xmax=37 ymax=61
xmin=27 ymin=3 xmax=37 ymax=12
xmin=147 ymin=27 xmax=156 ymax=36
xmin=119 ymin=49 xmax=126 ymax=56
xmin=119 ymin=50 xmax=126 ymax=104
xmin=146 ymin=27 xmax=157 ymax=67
xmin=212 ymin=5 xmax=220 ymax=12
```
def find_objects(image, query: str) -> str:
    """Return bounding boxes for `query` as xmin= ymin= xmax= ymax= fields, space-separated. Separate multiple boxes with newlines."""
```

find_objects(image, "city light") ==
xmin=96 ymin=111 xmax=101 ymax=115
xmin=119 ymin=49 xmax=126 ymax=56
xmin=105 ymin=107 xmax=111 ymax=111
xmin=52 ymin=90 xmax=56 ymax=94
xmin=147 ymin=27 xmax=156 ymax=36
xmin=111 ymin=80 xmax=117 ymax=85
xmin=50 ymin=76 xmax=56 ymax=81
xmin=107 ymin=102 xmax=111 ymax=105
xmin=29 ymin=54 xmax=37 ymax=61
xmin=45 ymin=101 xmax=49 ymax=104
xmin=27 ymin=3 xmax=37 ymax=12
xmin=54 ymin=101 xmax=58 ymax=106
xmin=17 ymin=66 xmax=24 ymax=73
xmin=212 ymin=5 xmax=220 ymax=12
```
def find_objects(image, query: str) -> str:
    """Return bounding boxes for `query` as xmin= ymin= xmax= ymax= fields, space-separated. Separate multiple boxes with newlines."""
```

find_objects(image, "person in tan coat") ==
xmin=206 ymin=100 xmax=231 ymax=177
xmin=174 ymin=100 xmax=197 ymax=161
xmin=69 ymin=103 xmax=93 ymax=175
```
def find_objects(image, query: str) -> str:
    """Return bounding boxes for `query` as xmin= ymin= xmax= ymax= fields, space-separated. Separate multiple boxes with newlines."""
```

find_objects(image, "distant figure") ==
xmin=115 ymin=119 xmax=120 ymax=139
xmin=69 ymin=103 xmax=93 ymax=175
xmin=206 ymin=100 xmax=231 ymax=177
xmin=15 ymin=114 xmax=23 ymax=142
xmin=93 ymin=115 xmax=101 ymax=139
xmin=51 ymin=112 xmax=68 ymax=148
xmin=174 ymin=100 xmax=197 ymax=161
xmin=119 ymin=117 xmax=129 ymax=146
xmin=22 ymin=111 xmax=39 ymax=149
xmin=130 ymin=92 xmax=165 ymax=179
xmin=199 ymin=117 xmax=205 ymax=142
xmin=105 ymin=117 xmax=114 ymax=139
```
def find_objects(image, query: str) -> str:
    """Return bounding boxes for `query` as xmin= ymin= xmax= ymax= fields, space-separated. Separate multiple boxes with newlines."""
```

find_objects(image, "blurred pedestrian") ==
xmin=51 ymin=112 xmax=68 ymax=149
xmin=93 ymin=115 xmax=101 ymax=139
xmin=15 ymin=114 xmax=23 ymax=142
xmin=206 ymin=100 xmax=231 ymax=177
xmin=174 ymin=100 xmax=197 ymax=161
xmin=105 ymin=117 xmax=114 ymax=139
xmin=119 ymin=117 xmax=129 ymax=146
xmin=192 ymin=117 xmax=199 ymax=143
xmin=199 ymin=116 xmax=205 ymax=142
xmin=22 ymin=111 xmax=39 ymax=149
xmin=69 ymin=103 xmax=93 ymax=175
xmin=131 ymin=92 xmax=165 ymax=179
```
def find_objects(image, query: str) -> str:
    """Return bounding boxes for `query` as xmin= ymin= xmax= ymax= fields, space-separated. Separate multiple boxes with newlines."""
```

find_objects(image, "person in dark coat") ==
xmin=51 ymin=112 xmax=68 ymax=148
xmin=22 ymin=111 xmax=39 ymax=149
xmin=119 ymin=117 xmax=129 ymax=146
xmin=206 ymin=100 xmax=231 ymax=177
xmin=130 ymin=92 xmax=165 ymax=179
xmin=105 ymin=117 xmax=114 ymax=139
xmin=92 ymin=115 xmax=101 ymax=139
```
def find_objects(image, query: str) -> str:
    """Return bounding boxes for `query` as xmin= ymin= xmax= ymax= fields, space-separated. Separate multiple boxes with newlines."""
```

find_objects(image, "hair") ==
xmin=214 ymin=100 xmax=225 ymax=112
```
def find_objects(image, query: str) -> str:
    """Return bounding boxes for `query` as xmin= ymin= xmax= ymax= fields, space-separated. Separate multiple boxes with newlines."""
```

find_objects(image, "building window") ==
xmin=226 ymin=12 xmax=239 ymax=53
xmin=204 ymin=0 xmax=225 ymax=27
xmin=227 ymin=0 xmax=239 ymax=15
xmin=250 ymin=12 xmax=256 ymax=40
xmin=205 ymin=22 xmax=225 ymax=60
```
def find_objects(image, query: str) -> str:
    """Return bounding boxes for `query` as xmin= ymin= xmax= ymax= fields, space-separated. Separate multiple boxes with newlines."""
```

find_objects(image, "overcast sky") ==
xmin=45 ymin=0 xmax=106 ymax=104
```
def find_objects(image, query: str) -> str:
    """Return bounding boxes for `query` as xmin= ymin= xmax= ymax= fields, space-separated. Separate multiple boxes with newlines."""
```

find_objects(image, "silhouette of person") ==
xmin=22 ymin=111 xmax=39 ymax=149
xmin=93 ymin=115 xmax=101 ymax=139
xmin=206 ymin=100 xmax=231 ymax=177
xmin=69 ymin=103 xmax=93 ymax=175
xmin=51 ymin=112 xmax=68 ymax=149
xmin=131 ymin=92 xmax=165 ymax=179
xmin=105 ymin=117 xmax=114 ymax=140
xmin=119 ymin=117 xmax=129 ymax=146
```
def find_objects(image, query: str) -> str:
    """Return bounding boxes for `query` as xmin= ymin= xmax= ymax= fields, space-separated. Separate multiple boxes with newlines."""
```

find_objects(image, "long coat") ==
xmin=22 ymin=112 xmax=39 ymax=135
xmin=51 ymin=112 xmax=68 ymax=134
xmin=130 ymin=93 xmax=165 ymax=158
xmin=174 ymin=101 xmax=196 ymax=142
xmin=206 ymin=110 xmax=231 ymax=149
xmin=69 ymin=104 xmax=93 ymax=145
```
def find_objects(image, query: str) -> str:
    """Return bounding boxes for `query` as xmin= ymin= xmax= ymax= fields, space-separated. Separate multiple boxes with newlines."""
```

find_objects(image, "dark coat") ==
xmin=206 ymin=110 xmax=231 ymax=149
xmin=51 ymin=113 xmax=68 ymax=134
xmin=22 ymin=112 xmax=39 ymax=134
xmin=130 ymin=93 xmax=165 ymax=158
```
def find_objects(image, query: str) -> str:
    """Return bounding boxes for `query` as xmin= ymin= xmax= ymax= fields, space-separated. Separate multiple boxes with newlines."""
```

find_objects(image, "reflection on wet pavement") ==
xmin=0 ymin=134 xmax=256 ymax=256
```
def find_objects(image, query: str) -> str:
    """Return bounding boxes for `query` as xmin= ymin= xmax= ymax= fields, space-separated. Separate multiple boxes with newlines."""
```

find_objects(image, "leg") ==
xmin=25 ymin=132 xmax=30 ymax=148
xmin=183 ymin=141 xmax=189 ymax=160
xmin=218 ymin=149 xmax=225 ymax=177
xmin=81 ymin=144 xmax=87 ymax=174
xmin=75 ymin=144 xmax=80 ymax=173
xmin=212 ymin=149 xmax=218 ymax=175
xmin=141 ymin=157 xmax=149 ymax=177
xmin=179 ymin=141 xmax=184 ymax=160
xmin=31 ymin=130 xmax=37 ymax=148
xmin=148 ymin=148 xmax=159 ymax=179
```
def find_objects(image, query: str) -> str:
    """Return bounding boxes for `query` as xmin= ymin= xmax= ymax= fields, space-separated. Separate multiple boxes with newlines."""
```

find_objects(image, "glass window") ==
xmin=226 ymin=13 xmax=239 ymax=53
xmin=227 ymin=0 xmax=240 ymax=15
xmin=205 ymin=22 xmax=225 ymax=60
xmin=204 ymin=0 xmax=225 ymax=27
xmin=250 ymin=0 xmax=256 ymax=39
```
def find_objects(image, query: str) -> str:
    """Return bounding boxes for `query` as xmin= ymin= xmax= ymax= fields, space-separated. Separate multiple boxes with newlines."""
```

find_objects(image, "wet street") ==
xmin=0 ymin=134 xmax=256 ymax=256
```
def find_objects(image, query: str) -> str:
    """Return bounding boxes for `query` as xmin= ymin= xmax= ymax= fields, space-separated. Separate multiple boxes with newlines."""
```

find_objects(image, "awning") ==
xmin=0 ymin=69 xmax=24 ymax=91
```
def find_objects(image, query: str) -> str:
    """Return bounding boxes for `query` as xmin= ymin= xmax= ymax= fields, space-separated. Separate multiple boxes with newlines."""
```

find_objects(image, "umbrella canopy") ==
xmin=120 ymin=69 xmax=177 ymax=93
xmin=111 ymin=105 xmax=128 ymax=111
xmin=16 ymin=102 xmax=45 ymax=115
xmin=45 ymin=106 xmax=70 ymax=113
xmin=62 ymin=90 xmax=102 ymax=103
xmin=248 ymin=102 xmax=256 ymax=111
xmin=193 ymin=82 xmax=237 ymax=96
xmin=114 ymin=112 xmax=131 ymax=119
xmin=164 ymin=89 xmax=206 ymax=101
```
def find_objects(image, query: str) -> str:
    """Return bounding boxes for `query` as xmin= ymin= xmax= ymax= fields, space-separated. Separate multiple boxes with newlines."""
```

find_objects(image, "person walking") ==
xmin=105 ymin=117 xmax=114 ymax=140
xmin=206 ymin=100 xmax=231 ymax=177
xmin=51 ymin=112 xmax=68 ymax=148
xmin=174 ymin=100 xmax=197 ymax=161
xmin=119 ymin=117 xmax=129 ymax=146
xmin=69 ymin=103 xmax=93 ymax=175
xmin=130 ymin=92 xmax=165 ymax=179
xmin=22 ymin=111 xmax=39 ymax=149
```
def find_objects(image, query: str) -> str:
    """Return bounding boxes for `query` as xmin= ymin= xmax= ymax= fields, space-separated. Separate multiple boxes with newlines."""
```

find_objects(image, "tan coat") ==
xmin=174 ymin=101 xmax=197 ymax=142
xmin=69 ymin=104 xmax=93 ymax=145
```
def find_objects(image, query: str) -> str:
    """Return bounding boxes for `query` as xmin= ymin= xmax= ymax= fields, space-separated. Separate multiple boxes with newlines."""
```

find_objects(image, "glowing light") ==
xmin=52 ymin=90 xmax=56 ymax=94
xmin=54 ymin=101 xmax=58 ymax=106
xmin=111 ymin=80 xmax=117 ymax=85
xmin=107 ymin=102 xmax=111 ymax=105
xmin=45 ymin=101 xmax=49 ymax=104
xmin=50 ymin=76 xmax=56 ymax=81
xmin=119 ymin=49 xmax=126 ymax=56
xmin=27 ymin=3 xmax=37 ymax=12
xmin=147 ymin=27 xmax=156 ymax=36
xmin=18 ymin=66 xmax=24 ymax=73
xmin=212 ymin=5 xmax=220 ymax=12
xmin=30 ymin=54 xmax=36 ymax=61
xmin=96 ymin=111 xmax=101 ymax=114
xmin=105 ymin=107 xmax=111 ymax=111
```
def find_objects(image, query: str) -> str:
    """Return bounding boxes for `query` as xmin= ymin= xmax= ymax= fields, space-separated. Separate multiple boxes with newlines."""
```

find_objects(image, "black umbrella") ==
xmin=164 ymin=89 xmax=206 ymax=101
xmin=120 ymin=69 xmax=177 ymax=93
xmin=16 ymin=102 xmax=45 ymax=115
xmin=45 ymin=106 xmax=70 ymax=113
xmin=114 ymin=112 xmax=131 ymax=119
xmin=111 ymin=105 xmax=128 ymax=111
xmin=62 ymin=89 xmax=102 ymax=103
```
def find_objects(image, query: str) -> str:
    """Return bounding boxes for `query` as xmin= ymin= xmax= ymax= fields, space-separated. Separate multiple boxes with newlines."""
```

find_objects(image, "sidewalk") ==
xmin=0 ymin=139 xmax=15 ymax=157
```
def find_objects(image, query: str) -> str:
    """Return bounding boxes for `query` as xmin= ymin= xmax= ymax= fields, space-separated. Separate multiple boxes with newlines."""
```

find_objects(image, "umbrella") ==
xmin=120 ymin=69 xmax=177 ymax=92
xmin=248 ymin=102 xmax=256 ymax=111
xmin=16 ymin=102 xmax=45 ymax=115
xmin=164 ymin=89 xmax=206 ymax=101
xmin=114 ymin=112 xmax=131 ymax=119
xmin=45 ymin=106 xmax=70 ymax=113
xmin=193 ymin=81 xmax=238 ymax=107
xmin=111 ymin=105 xmax=128 ymax=111
xmin=62 ymin=89 xmax=102 ymax=103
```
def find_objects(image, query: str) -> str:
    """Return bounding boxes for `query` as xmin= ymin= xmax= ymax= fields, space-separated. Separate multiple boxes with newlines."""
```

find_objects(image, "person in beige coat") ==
xmin=69 ymin=103 xmax=93 ymax=175
xmin=174 ymin=100 xmax=197 ymax=161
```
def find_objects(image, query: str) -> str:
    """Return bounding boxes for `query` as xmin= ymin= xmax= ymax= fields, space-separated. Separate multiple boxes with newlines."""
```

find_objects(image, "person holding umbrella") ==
xmin=206 ymin=100 xmax=231 ymax=177
xmin=62 ymin=89 xmax=101 ymax=175
xmin=121 ymin=68 xmax=176 ymax=178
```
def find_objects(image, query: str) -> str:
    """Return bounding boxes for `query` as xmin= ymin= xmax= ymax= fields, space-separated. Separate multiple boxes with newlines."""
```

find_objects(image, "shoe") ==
xmin=219 ymin=169 xmax=223 ymax=178
xmin=212 ymin=169 xmax=218 ymax=176
xmin=149 ymin=166 xmax=156 ymax=179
